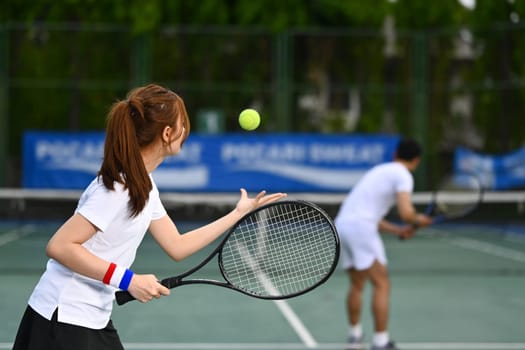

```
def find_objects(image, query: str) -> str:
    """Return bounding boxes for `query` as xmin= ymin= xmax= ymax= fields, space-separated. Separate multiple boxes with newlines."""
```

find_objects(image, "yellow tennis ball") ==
xmin=238 ymin=109 xmax=260 ymax=131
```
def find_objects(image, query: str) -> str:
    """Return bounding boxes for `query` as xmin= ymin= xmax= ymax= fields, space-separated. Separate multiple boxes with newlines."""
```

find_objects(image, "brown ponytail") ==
xmin=98 ymin=84 xmax=190 ymax=217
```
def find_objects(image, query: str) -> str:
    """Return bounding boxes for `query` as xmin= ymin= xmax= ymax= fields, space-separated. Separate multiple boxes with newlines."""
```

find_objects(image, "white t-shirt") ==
xmin=28 ymin=175 xmax=167 ymax=329
xmin=335 ymin=162 xmax=414 ymax=226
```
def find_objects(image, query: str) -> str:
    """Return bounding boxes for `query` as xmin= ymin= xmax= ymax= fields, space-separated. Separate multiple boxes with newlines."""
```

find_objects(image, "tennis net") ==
xmin=0 ymin=188 xmax=523 ymax=222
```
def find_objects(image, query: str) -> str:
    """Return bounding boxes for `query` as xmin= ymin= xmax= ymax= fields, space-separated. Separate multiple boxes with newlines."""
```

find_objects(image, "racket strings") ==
xmin=220 ymin=203 xmax=337 ymax=298
xmin=224 ymin=206 xmax=326 ymax=294
xmin=435 ymin=174 xmax=482 ymax=218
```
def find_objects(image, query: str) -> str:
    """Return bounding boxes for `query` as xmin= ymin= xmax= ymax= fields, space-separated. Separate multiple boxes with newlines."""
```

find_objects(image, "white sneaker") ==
xmin=346 ymin=334 xmax=365 ymax=349
xmin=371 ymin=340 xmax=399 ymax=350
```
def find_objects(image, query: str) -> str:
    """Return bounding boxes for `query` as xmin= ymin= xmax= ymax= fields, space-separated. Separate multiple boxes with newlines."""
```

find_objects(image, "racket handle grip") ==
xmin=115 ymin=291 xmax=136 ymax=305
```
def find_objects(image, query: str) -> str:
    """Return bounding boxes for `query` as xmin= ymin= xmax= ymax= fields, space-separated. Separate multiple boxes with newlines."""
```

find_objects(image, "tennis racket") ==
xmin=422 ymin=172 xmax=484 ymax=224
xmin=116 ymin=200 xmax=340 ymax=305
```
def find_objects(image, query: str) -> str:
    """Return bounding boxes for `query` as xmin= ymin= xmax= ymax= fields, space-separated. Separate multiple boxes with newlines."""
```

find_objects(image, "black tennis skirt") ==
xmin=12 ymin=306 xmax=124 ymax=350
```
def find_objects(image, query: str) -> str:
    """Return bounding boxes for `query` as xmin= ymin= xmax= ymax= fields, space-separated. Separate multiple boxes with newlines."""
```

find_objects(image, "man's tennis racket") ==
xmin=423 ymin=172 xmax=484 ymax=224
xmin=116 ymin=200 xmax=340 ymax=305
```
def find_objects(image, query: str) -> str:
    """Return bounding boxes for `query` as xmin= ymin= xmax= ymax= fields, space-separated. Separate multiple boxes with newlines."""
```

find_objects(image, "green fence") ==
xmin=1 ymin=22 xmax=524 ymax=188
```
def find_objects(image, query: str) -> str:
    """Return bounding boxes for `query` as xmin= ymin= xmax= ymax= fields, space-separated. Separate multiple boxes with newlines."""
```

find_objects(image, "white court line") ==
xmin=0 ymin=225 xmax=35 ymax=247
xmin=273 ymin=300 xmax=317 ymax=348
xmin=120 ymin=343 xmax=525 ymax=350
xmin=56 ymin=342 xmax=525 ymax=349
xmin=235 ymin=242 xmax=318 ymax=348
xmin=449 ymin=237 xmax=525 ymax=263
xmin=2 ymin=342 xmax=525 ymax=349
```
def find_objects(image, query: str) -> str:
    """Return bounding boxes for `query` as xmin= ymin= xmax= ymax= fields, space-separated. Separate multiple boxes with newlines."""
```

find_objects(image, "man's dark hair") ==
xmin=395 ymin=138 xmax=422 ymax=161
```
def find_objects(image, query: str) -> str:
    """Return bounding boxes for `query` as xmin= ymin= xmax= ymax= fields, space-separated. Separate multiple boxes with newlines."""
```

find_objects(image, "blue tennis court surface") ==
xmin=1 ymin=221 xmax=525 ymax=349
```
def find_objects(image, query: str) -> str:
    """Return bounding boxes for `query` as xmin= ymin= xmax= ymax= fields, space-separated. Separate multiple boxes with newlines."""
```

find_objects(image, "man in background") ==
xmin=335 ymin=138 xmax=432 ymax=350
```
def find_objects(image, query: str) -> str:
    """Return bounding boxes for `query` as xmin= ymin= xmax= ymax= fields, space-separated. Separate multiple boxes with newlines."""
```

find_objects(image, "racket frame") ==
xmin=116 ymin=200 xmax=339 ymax=305
xmin=426 ymin=172 xmax=484 ymax=224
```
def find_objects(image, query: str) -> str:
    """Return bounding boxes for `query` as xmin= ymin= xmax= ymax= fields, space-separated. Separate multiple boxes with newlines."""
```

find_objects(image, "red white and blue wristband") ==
xmin=103 ymin=262 xmax=134 ymax=291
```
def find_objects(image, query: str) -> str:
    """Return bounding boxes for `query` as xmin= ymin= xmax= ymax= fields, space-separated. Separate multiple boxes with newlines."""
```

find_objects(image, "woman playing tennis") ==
xmin=12 ymin=84 xmax=286 ymax=350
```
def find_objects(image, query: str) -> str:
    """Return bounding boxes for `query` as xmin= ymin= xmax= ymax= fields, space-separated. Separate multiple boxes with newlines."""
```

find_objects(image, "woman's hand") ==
xmin=235 ymin=188 xmax=287 ymax=216
xmin=127 ymin=274 xmax=170 ymax=303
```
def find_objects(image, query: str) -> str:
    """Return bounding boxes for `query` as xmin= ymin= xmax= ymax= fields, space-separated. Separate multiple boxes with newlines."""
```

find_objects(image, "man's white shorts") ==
xmin=336 ymin=220 xmax=387 ymax=271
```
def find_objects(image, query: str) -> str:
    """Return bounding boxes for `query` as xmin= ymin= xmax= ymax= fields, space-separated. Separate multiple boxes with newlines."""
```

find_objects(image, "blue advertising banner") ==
xmin=454 ymin=146 xmax=525 ymax=190
xmin=23 ymin=131 xmax=105 ymax=190
xmin=23 ymin=132 xmax=400 ymax=192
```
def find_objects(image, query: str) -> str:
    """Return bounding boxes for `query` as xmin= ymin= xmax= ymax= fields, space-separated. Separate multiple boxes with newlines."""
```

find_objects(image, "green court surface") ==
xmin=1 ymin=222 xmax=525 ymax=350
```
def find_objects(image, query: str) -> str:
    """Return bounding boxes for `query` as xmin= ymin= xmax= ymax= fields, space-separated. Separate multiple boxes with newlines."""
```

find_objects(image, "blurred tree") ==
xmin=1 ymin=0 xmax=525 ymax=186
